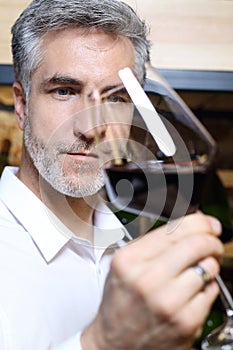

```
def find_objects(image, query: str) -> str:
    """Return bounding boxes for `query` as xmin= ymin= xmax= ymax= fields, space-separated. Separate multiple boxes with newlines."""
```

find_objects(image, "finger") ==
xmin=170 ymin=281 xmax=219 ymax=341
xmin=165 ymin=212 xmax=222 ymax=238
xmin=140 ymin=257 xmax=220 ymax=315
xmin=151 ymin=233 xmax=223 ymax=278
xmin=112 ymin=241 xmax=222 ymax=314
xmin=112 ymin=212 xmax=223 ymax=288
xmin=126 ymin=233 xmax=222 ymax=283
xmin=118 ymin=213 xmax=222 ymax=263
xmin=112 ymin=230 xmax=223 ymax=290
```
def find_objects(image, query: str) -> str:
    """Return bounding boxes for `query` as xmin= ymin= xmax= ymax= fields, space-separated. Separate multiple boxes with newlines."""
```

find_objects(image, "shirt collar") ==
xmin=0 ymin=167 xmax=126 ymax=262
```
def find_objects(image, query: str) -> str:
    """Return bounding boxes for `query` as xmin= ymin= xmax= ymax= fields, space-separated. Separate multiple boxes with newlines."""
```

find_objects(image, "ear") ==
xmin=13 ymin=82 xmax=27 ymax=130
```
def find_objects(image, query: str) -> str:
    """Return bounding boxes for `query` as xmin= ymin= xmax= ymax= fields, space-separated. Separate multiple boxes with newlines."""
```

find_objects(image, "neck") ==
xmin=41 ymin=180 xmax=97 ymax=242
xmin=17 ymin=150 xmax=97 ymax=242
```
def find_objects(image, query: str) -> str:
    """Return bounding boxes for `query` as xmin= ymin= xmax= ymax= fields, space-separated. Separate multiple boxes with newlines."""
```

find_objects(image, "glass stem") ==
xmin=215 ymin=274 xmax=233 ymax=311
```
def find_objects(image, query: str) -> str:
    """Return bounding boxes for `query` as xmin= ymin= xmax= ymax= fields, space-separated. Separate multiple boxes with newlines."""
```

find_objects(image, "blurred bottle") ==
xmin=200 ymin=170 xmax=233 ymax=243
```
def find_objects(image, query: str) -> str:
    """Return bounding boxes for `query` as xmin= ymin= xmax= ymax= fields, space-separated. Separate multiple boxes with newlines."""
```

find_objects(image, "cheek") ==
xmin=27 ymin=96 xmax=87 ymax=144
xmin=27 ymin=101 xmax=68 ymax=143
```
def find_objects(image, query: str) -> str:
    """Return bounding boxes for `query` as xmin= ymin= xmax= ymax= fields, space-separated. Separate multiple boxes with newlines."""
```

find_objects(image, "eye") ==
xmin=106 ymin=95 xmax=129 ymax=103
xmin=50 ymin=87 xmax=78 ymax=101
xmin=54 ymin=88 xmax=74 ymax=96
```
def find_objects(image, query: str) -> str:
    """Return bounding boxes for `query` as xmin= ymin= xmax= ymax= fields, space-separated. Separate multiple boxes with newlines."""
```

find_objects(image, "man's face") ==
xmin=23 ymin=28 xmax=135 ymax=197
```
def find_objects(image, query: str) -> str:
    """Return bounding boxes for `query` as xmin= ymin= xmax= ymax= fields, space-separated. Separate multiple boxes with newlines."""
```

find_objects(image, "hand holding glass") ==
xmin=89 ymin=64 xmax=233 ymax=349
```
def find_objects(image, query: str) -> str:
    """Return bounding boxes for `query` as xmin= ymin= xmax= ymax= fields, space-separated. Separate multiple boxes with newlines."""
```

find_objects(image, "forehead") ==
xmin=38 ymin=28 xmax=135 ymax=80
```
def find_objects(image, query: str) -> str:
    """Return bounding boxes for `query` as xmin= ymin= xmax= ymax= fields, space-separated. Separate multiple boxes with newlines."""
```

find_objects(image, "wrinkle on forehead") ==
xmin=34 ymin=27 xmax=135 ymax=93
xmin=84 ymin=36 xmax=119 ymax=52
xmin=43 ymin=27 xmax=127 ymax=53
xmin=81 ymin=28 xmax=120 ymax=52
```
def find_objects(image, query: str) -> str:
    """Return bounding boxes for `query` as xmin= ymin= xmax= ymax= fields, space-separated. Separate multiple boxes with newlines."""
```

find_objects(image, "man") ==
xmin=0 ymin=0 xmax=223 ymax=349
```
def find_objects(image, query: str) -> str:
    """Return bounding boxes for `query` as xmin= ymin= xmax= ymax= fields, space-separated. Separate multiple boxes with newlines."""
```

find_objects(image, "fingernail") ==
xmin=209 ymin=217 xmax=222 ymax=234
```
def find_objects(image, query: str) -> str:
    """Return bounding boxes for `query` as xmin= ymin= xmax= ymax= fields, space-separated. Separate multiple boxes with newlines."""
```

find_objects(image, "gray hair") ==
xmin=11 ymin=0 xmax=151 ymax=97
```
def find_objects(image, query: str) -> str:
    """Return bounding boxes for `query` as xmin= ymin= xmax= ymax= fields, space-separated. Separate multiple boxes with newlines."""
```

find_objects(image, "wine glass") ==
xmin=145 ymin=64 xmax=233 ymax=350
xmin=88 ymin=63 xmax=233 ymax=348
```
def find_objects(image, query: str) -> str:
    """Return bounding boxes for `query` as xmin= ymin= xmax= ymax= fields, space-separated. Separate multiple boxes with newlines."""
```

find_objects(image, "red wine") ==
xmin=104 ymin=160 xmax=208 ymax=220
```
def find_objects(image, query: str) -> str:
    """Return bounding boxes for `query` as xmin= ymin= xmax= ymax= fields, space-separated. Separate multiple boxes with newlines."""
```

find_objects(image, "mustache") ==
xmin=55 ymin=140 xmax=94 ymax=154
xmin=47 ymin=140 xmax=115 ymax=157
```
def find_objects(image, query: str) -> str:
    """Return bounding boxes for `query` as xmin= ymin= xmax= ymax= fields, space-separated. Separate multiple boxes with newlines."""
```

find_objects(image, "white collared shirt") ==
xmin=0 ymin=167 xmax=128 ymax=350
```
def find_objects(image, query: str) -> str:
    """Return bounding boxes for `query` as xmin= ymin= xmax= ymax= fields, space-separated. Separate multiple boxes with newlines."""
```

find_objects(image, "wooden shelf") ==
xmin=1 ymin=0 xmax=233 ymax=71
xmin=1 ymin=64 xmax=233 ymax=92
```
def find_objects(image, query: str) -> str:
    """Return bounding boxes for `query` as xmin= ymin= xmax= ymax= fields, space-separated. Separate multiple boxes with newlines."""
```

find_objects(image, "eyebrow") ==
xmin=40 ymin=74 xmax=128 ymax=97
xmin=40 ymin=75 xmax=83 ymax=91
xmin=101 ymin=85 xmax=129 ymax=98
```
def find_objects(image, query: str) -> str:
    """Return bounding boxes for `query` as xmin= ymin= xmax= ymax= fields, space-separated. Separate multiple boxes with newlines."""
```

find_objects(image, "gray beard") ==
xmin=23 ymin=117 xmax=104 ymax=198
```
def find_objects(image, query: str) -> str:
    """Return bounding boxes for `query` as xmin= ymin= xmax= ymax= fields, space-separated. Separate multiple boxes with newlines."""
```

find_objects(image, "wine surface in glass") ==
xmin=105 ymin=160 xmax=208 ymax=220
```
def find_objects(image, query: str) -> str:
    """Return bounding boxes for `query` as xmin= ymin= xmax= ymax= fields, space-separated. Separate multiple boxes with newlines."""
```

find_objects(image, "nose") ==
xmin=73 ymin=104 xmax=107 ymax=143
